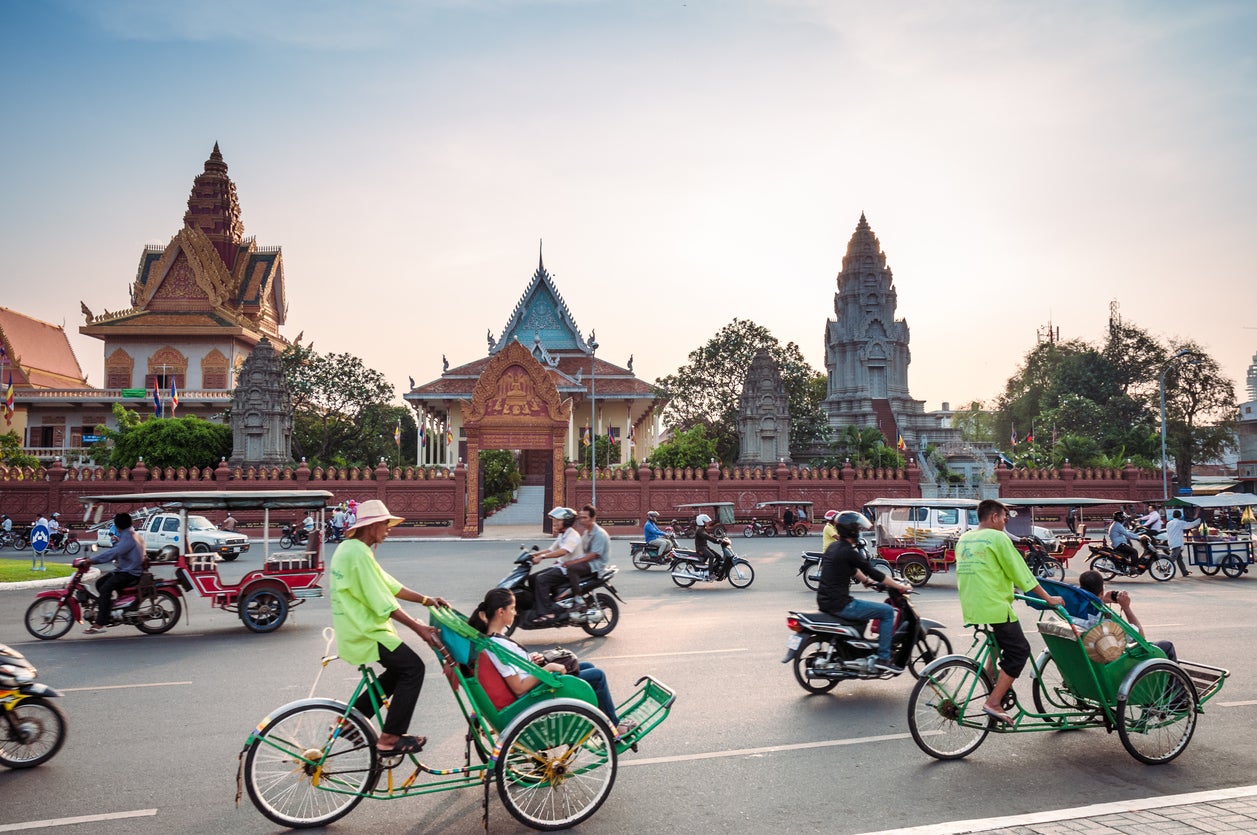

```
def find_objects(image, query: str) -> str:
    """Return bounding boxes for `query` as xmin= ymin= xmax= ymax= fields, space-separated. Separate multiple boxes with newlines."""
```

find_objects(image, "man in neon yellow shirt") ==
xmin=330 ymin=499 xmax=448 ymax=756
xmin=955 ymin=499 xmax=1063 ymax=724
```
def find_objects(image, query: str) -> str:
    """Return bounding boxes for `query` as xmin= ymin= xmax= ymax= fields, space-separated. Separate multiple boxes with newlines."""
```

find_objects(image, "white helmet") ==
xmin=548 ymin=506 xmax=576 ymax=524
xmin=647 ymin=510 xmax=660 ymax=519
xmin=695 ymin=513 xmax=712 ymax=527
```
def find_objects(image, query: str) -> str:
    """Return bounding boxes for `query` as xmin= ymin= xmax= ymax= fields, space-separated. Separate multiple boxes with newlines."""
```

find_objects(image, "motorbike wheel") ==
xmin=631 ymin=550 xmax=653 ymax=570
xmin=280 ymin=535 xmax=295 ymax=549
xmin=580 ymin=592 xmax=619 ymax=637
xmin=742 ymin=526 xmax=754 ymax=538
xmin=1089 ymin=555 xmax=1118 ymax=581
xmin=727 ymin=559 xmax=755 ymax=588
xmin=669 ymin=559 xmax=697 ymax=588
xmin=793 ymin=635 xmax=843 ymax=694
xmin=64 ymin=539 xmax=81 ymax=555
xmin=14 ymin=536 xmax=27 ymax=550
xmin=802 ymin=563 xmax=821 ymax=592
xmin=240 ymin=587 xmax=290 ymax=633
xmin=1117 ymin=662 xmax=1197 ymax=764
xmin=765 ymin=526 xmax=777 ymax=538
xmin=0 ymin=696 xmax=68 ymax=768
xmin=898 ymin=556 xmax=931 ymax=586
xmin=243 ymin=702 xmax=377 ymax=828
xmin=134 ymin=590 xmax=182 ymax=635
xmin=907 ymin=628 xmax=953 ymax=678
xmin=24 ymin=598 xmax=75 ymax=640
xmin=1221 ymin=554 xmax=1246 ymax=579
xmin=1034 ymin=558 xmax=1065 ymax=582
xmin=1149 ymin=557 xmax=1176 ymax=582
xmin=908 ymin=657 xmax=993 ymax=761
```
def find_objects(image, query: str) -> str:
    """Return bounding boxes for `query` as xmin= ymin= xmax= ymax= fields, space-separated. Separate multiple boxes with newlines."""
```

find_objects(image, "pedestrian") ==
xmin=1165 ymin=510 xmax=1202 ymax=577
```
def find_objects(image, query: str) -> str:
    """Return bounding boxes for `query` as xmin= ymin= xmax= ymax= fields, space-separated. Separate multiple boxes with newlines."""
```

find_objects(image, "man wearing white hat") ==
xmin=329 ymin=499 xmax=448 ymax=756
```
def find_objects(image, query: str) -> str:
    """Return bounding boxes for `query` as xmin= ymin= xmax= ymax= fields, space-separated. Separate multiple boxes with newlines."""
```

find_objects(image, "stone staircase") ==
xmin=871 ymin=398 xmax=902 ymax=451
xmin=484 ymin=485 xmax=545 ymax=527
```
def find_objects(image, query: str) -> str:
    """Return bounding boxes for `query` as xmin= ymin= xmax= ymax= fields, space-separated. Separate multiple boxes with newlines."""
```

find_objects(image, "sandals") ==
xmin=615 ymin=719 xmax=638 ymax=739
xmin=376 ymin=734 xmax=426 ymax=755
xmin=83 ymin=626 xmax=106 ymax=635
xmin=530 ymin=613 xmax=557 ymax=625
xmin=981 ymin=705 xmax=1015 ymax=725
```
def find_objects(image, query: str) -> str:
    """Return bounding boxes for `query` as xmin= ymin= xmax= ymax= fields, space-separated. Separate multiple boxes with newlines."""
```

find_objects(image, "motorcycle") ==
xmin=1089 ymin=535 xmax=1175 ymax=582
xmin=24 ymin=560 xmax=184 ymax=640
xmin=0 ymin=644 xmax=67 ymax=769
xmin=45 ymin=530 xmax=82 ymax=556
xmin=668 ymin=539 xmax=755 ymax=589
xmin=324 ymin=520 xmax=344 ymax=543
xmin=782 ymin=584 xmax=951 ymax=692
xmin=1019 ymin=535 xmax=1065 ymax=581
xmin=279 ymin=523 xmax=312 ymax=550
xmin=797 ymin=544 xmax=896 ymax=591
xmin=496 ymin=546 xmax=623 ymax=637
xmin=628 ymin=532 xmax=677 ymax=570
xmin=742 ymin=519 xmax=778 ymax=538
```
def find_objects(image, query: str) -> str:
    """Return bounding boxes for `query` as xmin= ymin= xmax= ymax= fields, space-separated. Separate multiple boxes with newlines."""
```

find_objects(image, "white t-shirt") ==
xmin=553 ymin=528 xmax=583 ymax=565
xmin=487 ymin=635 xmax=531 ymax=679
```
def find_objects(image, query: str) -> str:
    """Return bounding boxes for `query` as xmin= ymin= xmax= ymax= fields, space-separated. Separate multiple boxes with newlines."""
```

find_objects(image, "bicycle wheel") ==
xmin=908 ymin=658 xmax=993 ymax=760
xmin=727 ymin=559 xmax=755 ymax=588
xmin=1035 ymin=558 xmax=1065 ymax=582
xmin=1117 ymin=663 xmax=1197 ymax=764
xmin=243 ymin=702 xmax=377 ymax=828
xmin=24 ymin=599 xmax=75 ymax=640
xmin=496 ymin=702 xmax=617 ymax=830
xmin=1089 ymin=555 xmax=1118 ymax=581
xmin=669 ymin=559 xmax=696 ymax=588
xmin=0 ymin=696 xmax=67 ymax=768
xmin=1030 ymin=650 xmax=1094 ymax=722
xmin=1149 ymin=558 xmax=1175 ymax=582
xmin=793 ymin=635 xmax=844 ymax=694
xmin=907 ymin=628 xmax=953 ymax=678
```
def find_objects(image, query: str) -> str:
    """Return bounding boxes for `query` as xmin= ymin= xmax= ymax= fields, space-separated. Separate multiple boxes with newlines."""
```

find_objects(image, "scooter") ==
xmin=669 ymin=539 xmax=755 ymax=589
xmin=0 ymin=644 xmax=67 ymax=768
xmin=628 ymin=532 xmax=677 ymax=570
xmin=24 ymin=560 xmax=184 ymax=640
xmin=1089 ymin=535 xmax=1175 ymax=582
xmin=783 ymin=584 xmax=951 ymax=693
xmin=797 ymin=545 xmax=897 ymax=591
xmin=279 ymin=524 xmax=312 ymax=550
xmin=496 ymin=546 xmax=623 ymax=637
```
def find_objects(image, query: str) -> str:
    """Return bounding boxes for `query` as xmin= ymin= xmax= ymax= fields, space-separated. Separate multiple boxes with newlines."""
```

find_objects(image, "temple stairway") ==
xmin=484 ymin=485 xmax=545 ymax=527
xmin=872 ymin=399 xmax=902 ymax=451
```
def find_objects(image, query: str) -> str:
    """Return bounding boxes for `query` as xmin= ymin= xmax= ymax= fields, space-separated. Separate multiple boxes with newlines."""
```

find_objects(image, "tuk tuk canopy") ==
xmin=1164 ymin=494 xmax=1257 ymax=509
xmin=673 ymin=502 xmax=737 ymax=526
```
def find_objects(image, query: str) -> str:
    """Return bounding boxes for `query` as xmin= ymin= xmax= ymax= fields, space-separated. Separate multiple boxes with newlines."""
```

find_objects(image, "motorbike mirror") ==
xmin=531 ymin=545 xmax=540 ymax=551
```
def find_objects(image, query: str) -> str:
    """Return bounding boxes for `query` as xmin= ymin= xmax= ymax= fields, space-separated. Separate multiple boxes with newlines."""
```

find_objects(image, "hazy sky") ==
xmin=3 ymin=0 xmax=1255 ymax=410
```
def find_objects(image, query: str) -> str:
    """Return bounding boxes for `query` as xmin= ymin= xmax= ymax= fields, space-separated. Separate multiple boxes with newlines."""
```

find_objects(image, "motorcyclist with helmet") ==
xmin=818 ymin=510 xmax=913 ymax=673
xmin=529 ymin=507 xmax=583 ymax=624
xmin=1107 ymin=511 xmax=1141 ymax=564
xmin=821 ymin=509 xmax=840 ymax=552
xmin=643 ymin=510 xmax=674 ymax=558
xmin=694 ymin=514 xmax=727 ymax=575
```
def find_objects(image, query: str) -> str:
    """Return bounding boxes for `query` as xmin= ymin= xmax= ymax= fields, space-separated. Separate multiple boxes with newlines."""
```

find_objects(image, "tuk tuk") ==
xmin=672 ymin=502 xmax=736 ymax=537
xmin=754 ymin=501 xmax=815 ymax=537
xmin=999 ymin=497 xmax=1127 ymax=563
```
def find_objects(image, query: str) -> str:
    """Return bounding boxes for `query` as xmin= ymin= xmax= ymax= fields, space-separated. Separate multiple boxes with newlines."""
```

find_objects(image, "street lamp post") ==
xmin=589 ymin=331 xmax=598 ymax=505
xmin=1160 ymin=348 xmax=1198 ymax=501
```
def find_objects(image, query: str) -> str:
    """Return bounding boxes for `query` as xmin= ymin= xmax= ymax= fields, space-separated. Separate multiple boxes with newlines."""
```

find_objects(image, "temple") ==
xmin=736 ymin=349 xmax=791 ymax=465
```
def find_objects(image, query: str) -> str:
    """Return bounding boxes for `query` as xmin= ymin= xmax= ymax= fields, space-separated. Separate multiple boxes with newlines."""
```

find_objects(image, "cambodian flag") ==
xmin=152 ymin=385 xmax=162 ymax=417
xmin=608 ymin=427 xmax=617 ymax=446
xmin=418 ymin=424 xmax=426 ymax=447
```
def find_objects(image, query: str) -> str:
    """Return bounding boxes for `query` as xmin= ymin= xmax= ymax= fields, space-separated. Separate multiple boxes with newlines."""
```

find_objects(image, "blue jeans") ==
xmin=840 ymin=598 xmax=896 ymax=660
xmin=577 ymin=662 xmax=618 ymax=724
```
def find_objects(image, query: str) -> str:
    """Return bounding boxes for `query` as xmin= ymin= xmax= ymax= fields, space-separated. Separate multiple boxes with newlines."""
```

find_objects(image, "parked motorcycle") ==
xmin=797 ymin=544 xmax=896 ymax=591
xmin=0 ymin=644 xmax=67 ymax=768
xmin=782 ymin=584 xmax=951 ymax=693
xmin=1019 ymin=535 xmax=1065 ymax=581
xmin=496 ymin=546 xmax=623 ymax=637
xmin=24 ymin=560 xmax=183 ymax=640
xmin=279 ymin=524 xmax=312 ymax=550
xmin=628 ymin=532 xmax=676 ymax=570
xmin=1089 ymin=536 xmax=1175 ymax=582
xmin=669 ymin=539 xmax=755 ymax=589
xmin=742 ymin=519 xmax=778 ymax=538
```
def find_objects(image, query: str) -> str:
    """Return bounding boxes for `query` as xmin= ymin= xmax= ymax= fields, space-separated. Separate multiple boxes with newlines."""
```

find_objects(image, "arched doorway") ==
xmin=460 ymin=341 xmax=571 ymax=537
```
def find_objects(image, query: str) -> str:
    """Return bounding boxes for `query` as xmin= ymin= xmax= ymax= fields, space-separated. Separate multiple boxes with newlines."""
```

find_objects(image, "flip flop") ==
xmin=377 ymin=735 xmax=426 ymax=755
xmin=83 ymin=626 xmax=106 ymax=635
xmin=982 ymin=705 xmax=1014 ymax=725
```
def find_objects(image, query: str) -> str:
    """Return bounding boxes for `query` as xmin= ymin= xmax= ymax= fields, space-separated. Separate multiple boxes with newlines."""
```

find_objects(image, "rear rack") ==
xmin=613 ymin=675 xmax=676 ymax=754
xmin=1177 ymin=659 xmax=1229 ymax=705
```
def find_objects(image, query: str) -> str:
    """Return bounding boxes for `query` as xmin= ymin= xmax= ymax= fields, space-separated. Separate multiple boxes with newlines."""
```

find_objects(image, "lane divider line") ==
xmin=60 ymin=681 xmax=192 ymax=692
xmin=621 ymin=732 xmax=911 ymax=767
xmin=593 ymin=648 xmax=748 ymax=660
xmin=0 ymin=809 xmax=158 ymax=832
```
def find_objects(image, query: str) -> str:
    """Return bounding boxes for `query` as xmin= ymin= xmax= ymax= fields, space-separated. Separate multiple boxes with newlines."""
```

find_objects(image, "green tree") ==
xmin=1163 ymin=341 xmax=1236 ymax=490
xmin=655 ymin=318 xmax=830 ymax=463
xmin=0 ymin=431 xmax=39 ymax=468
xmin=480 ymin=450 xmax=522 ymax=513
xmin=95 ymin=403 xmax=230 ymax=469
xmin=282 ymin=341 xmax=397 ymax=466
xmin=646 ymin=424 xmax=719 ymax=471
xmin=951 ymin=400 xmax=995 ymax=444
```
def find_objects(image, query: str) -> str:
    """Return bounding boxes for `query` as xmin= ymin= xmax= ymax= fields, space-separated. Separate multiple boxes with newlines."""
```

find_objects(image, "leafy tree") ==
xmin=0 ymin=431 xmax=39 ymax=468
xmin=1163 ymin=341 xmax=1236 ymax=489
xmin=576 ymin=435 xmax=622 ymax=470
xmin=951 ymin=401 xmax=995 ymax=444
xmin=1103 ymin=320 xmax=1168 ymax=400
xmin=480 ymin=450 xmax=522 ymax=512
xmin=95 ymin=403 xmax=230 ymax=469
xmin=655 ymin=318 xmax=830 ymax=463
xmin=282 ymin=341 xmax=397 ymax=466
xmin=341 ymin=404 xmax=417 ymax=468
xmin=646 ymin=424 xmax=719 ymax=471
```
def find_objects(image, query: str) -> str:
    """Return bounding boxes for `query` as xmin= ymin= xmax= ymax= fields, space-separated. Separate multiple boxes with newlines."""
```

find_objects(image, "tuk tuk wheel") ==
xmin=1117 ymin=663 xmax=1197 ymax=764
xmin=898 ymin=556 xmax=931 ymax=586
xmin=240 ymin=587 xmax=289 ymax=633
xmin=495 ymin=702 xmax=617 ymax=830
xmin=712 ymin=525 xmax=727 ymax=538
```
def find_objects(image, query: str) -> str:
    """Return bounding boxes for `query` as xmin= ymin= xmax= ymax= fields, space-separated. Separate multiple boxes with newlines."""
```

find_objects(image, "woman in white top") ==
xmin=468 ymin=588 xmax=635 ymax=737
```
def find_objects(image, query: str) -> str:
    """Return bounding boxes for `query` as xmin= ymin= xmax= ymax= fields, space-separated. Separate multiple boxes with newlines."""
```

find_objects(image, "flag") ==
xmin=897 ymin=434 xmax=906 ymax=451
xmin=1025 ymin=432 xmax=1033 ymax=444
xmin=394 ymin=420 xmax=401 ymax=447
xmin=446 ymin=428 xmax=454 ymax=446
xmin=419 ymin=424 xmax=426 ymax=447
xmin=581 ymin=426 xmax=591 ymax=447
xmin=628 ymin=423 xmax=635 ymax=446
xmin=152 ymin=385 xmax=162 ymax=417
xmin=608 ymin=427 xmax=617 ymax=446
xmin=169 ymin=379 xmax=179 ymax=415
xmin=1010 ymin=424 xmax=1017 ymax=445
xmin=3 ymin=372 xmax=12 ymax=425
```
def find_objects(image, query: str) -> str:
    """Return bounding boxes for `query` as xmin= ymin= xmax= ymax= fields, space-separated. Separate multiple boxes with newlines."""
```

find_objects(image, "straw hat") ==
xmin=346 ymin=499 xmax=404 ymax=532
xmin=1082 ymin=620 xmax=1125 ymax=664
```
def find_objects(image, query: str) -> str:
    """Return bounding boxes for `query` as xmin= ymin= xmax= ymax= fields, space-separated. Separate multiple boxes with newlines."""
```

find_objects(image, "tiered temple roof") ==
xmin=0 ymin=307 xmax=89 ymax=389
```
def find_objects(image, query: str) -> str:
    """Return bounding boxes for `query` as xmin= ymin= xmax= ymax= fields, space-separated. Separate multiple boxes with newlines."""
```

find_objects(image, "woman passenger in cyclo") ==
xmin=643 ymin=510 xmax=673 ymax=557
xmin=328 ymin=499 xmax=449 ymax=756
xmin=694 ymin=514 xmax=725 ymax=573
xmin=468 ymin=588 xmax=637 ymax=738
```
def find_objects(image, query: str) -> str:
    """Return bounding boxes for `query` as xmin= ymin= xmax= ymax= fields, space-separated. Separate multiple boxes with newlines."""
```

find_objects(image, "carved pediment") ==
xmin=465 ymin=341 xmax=570 ymax=425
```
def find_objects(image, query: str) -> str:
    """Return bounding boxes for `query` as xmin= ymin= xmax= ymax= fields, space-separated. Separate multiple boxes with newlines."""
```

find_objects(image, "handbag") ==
xmin=540 ymin=648 xmax=581 ymax=675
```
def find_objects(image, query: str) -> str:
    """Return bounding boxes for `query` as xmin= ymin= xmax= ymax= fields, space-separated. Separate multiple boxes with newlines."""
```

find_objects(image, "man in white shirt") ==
xmin=530 ymin=507 xmax=582 ymax=623
xmin=1138 ymin=504 xmax=1164 ymax=533
xmin=332 ymin=507 xmax=347 ymax=539
xmin=1165 ymin=510 xmax=1203 ymax=577
xmin=48 ymin=512 xmax=63 ymax=548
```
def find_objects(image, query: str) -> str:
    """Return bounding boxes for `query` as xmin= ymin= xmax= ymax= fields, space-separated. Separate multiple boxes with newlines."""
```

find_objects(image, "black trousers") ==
xmin=565 ymin=562 xmax=593 ymax=599
xmin=355 ymin=641 xmax=426 ymax=737
xmin=94 ymin=571 xmax=140 ymax=626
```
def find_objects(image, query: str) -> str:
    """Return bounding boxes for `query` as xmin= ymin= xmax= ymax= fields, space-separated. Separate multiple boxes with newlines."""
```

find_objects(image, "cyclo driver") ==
xmin=817 ymin=511 xmax=913 ymax=673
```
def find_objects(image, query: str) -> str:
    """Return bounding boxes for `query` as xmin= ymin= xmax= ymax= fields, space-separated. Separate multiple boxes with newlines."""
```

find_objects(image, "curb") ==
xmin=1 ymin=567 xmax=100 ymax=591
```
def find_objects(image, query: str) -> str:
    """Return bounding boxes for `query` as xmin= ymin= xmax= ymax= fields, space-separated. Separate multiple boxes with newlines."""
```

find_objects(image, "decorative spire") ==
xmin=539 ymin=238 xmax=544 ymax=272
xmin=184 ymin=143 xmax=244 ymax=271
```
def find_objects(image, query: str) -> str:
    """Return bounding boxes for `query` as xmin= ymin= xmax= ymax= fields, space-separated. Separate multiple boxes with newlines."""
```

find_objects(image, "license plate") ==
xmin=786 ymin=634 xmax=803 ymax=650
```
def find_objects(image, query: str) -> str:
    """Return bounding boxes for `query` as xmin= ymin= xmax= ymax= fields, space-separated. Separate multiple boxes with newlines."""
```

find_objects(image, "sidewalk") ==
xmin=861 ymin=784 xmax=1257 ymax=834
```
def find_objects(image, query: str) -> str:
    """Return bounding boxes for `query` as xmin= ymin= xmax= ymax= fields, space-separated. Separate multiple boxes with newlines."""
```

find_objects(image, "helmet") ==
xmin=1112 ymin=511 xmax=1124 ymax=522
xmin=52 ymin=512 xmax=60 ymax=518
xmin=695 ymin=513 xmax=712 ymax=527
xmin=548 ymin=506 xmax=576 ymax=524
xmin=823 ymin=509 xmax=839 ymax=523
xmin=647 ymin=510 xmax=660 ymax=519
xmin=834 ymin=511 xmax=872 ymax=539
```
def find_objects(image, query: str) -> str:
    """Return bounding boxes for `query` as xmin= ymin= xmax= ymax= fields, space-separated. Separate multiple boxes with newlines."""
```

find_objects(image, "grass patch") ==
xmin=0 ymin=558 xmax=75 ymax=583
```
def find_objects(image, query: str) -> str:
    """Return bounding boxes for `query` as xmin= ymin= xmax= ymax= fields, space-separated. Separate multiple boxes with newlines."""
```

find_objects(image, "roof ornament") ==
xmin=442 ymin=354 xmax=449 ymax=372
xmin=575 ymin=368 xmax=582 ymax=383
xmin=628 ymin=354 xmax=634 ymax=372
xmin=487 ymin=328 xmax=494 ymax=351
xmin=80 ymin=301 xmax=94 ymax=323
xmin=409 ymin=376 xmax=415 ymax=389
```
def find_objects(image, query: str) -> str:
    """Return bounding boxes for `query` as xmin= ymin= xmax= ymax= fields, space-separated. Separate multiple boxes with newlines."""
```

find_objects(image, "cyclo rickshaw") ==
xmin=239 ymin=614 xmax=676 ymax=829
xmin=77 ymin=490 xmax=334 ymax=633
xmin=907 ymin=578 xmax=1228 ymax=764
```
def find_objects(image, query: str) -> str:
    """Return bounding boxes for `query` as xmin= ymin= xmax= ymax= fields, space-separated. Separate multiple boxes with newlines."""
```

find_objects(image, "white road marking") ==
xmin=594 ymin=648 xmax=748 ymax=660
xmin=1219 ymin=699 xmax=1257 ymax=707
xmin=0 ymin=809 xmax=157 ymax=832
xmin=60 ymin=681 xmax=192 ymax=692
xmin=621 ymin=732 xmax=911 ymax=767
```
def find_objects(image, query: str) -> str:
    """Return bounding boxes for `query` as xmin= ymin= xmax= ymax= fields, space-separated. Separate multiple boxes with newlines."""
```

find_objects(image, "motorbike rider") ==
xmin=1107 ymin=511 xmax=1141 ymax=564
xmin=821 ymin=510 xmax=840 ymax=551
xmin=2 ymin=513 xmax=11 ymax=534
xmin=817 ymin=511 xmax=913 ymax=673
xmin=565 ymin=504 xmax=610 ymax=603
xmin=220 ymin=512 xmax=237 ymax=532
xmin=1138 ymin=503 xmax=1164 ymax=534
xmin=694 ymin=514 xmax=727 ymax=575
xmin=643 ymin=510 xmax=674 ymax=557
xmin=301 ymin=511 xmax=316 ymax=539
xmin=48 ymin=512 xmax=63 ymax=548
xmin=529 ymin=507 xmax=583 ymax=624
xmin=78 ymin=512 xmax=146 ymax=635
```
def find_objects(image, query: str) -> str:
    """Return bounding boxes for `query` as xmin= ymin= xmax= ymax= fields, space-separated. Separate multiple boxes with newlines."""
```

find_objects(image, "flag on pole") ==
xmin=582 ymin=426 xmax=591 ymax=447
xmin=628 ymin=423 xmax=635 ymax=446
xmin=169 ymin=379 xmax=179 ymax=416
xmin=3 ymin=373 xmax=12 ymax=426
xmin=608 ymin=427 xmax=617 ymax=446
xmin=897 ymin=434 xmax=906 ymax=451
xmin=1010 ymin=424 xmax=1017 ymax=446
xmin=1025 ymin=431 xmax=1033 ymax=444
xmin=419 ymin=424 xmax=426 ymax=447
xmin=446 ymin=428 xmax=454 ymax=446
xmin=394 ymin=420 xmax=401 ymax=447
xmin=152 ymin=384 xmax=162 ymax=417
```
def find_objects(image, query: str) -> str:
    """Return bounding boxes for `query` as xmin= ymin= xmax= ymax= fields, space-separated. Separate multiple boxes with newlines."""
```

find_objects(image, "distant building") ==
xmin=737 ymin=349 xmax=791 ymax=465
xmin=1238 ymin=398 xmax=1257 ymax=494
xmin=0 ymin=307 xmax=90 ymax=450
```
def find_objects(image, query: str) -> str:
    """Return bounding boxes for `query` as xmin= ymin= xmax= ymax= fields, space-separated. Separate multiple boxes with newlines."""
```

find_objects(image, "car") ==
xmin=95 ymin=511 xmax=250 ymax=561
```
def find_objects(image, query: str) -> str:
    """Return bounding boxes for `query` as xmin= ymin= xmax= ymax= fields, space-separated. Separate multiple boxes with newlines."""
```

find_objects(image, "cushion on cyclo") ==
xmin=475 ymin=651 xmax=518 ymax=711
xmin=438 ymin=626 xmax=473 ymax=667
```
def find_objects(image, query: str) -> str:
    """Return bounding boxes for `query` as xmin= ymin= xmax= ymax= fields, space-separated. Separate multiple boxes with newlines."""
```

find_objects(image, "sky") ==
xmin=3 ymin=0 xmax=1255 ymax=411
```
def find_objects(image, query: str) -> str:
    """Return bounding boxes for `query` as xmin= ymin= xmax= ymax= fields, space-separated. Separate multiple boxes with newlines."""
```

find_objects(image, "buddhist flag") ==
xmin=446 ymin=428 xmax=454 ymax=446
xmin=169 ymin=379 xmax=179 ymax=415
xmin=3 ymin=372 xmax=12 ymax=425
xmin=897 ymin=434 xmax=906 ymax=451
xmin=152 ymin=385 xmax=162 ymax=417
xmin=581 ymin=426 xmax=591 ymax=447
xmin=394 ymin=420 xmax=401 ymax=447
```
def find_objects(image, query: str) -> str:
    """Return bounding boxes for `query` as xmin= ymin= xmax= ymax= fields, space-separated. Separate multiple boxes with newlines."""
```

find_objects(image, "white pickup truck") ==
xmin=94 ymin=511 xmax=251 ymax=561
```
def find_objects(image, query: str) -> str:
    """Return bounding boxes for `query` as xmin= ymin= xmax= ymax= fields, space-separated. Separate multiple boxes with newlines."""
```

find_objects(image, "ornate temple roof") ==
xmin=0 ymin=307 xmax=90 ymax=388
xmin=490 ymin=246 xmax=590 ymax=355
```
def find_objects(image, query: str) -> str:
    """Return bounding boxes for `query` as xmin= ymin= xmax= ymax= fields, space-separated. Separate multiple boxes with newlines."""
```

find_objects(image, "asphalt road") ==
xmin=2 ymin=537 xmax=1256 ymax=834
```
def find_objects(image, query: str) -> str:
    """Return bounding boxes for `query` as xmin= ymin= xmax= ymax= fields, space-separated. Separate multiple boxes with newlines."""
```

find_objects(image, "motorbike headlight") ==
xmin=0 ymin=663 xmax=35 ymax=684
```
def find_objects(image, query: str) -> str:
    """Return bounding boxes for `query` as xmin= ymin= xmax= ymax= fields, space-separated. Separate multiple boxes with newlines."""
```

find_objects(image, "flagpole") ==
xmin=589 ymin=332 xmax=598 ymax=505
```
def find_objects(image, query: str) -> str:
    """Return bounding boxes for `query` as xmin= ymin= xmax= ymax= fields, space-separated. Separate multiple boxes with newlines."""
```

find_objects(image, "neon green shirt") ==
xmin=329 ymin=538 xmax=404 ymax=665
xmin=955 ymin=528 xmax=1038 ymax=625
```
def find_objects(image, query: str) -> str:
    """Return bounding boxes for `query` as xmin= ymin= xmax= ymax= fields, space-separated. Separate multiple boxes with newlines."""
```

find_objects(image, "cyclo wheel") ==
xmin=0 ymin=696 xmax=68 ymax=768
xmin=1088 ymin=555 xmax=1118 ymax=581
xmin=908 ymin=658 xmax=993 ymax=760
xmin=1117 ymin=662 xmax=1197 ymax=764
xmin=1149 ymin=557 xmax=1176 ymax=582
xmin=793 ymin=635 xmax=843 ymax=694
xmin=727 ymin=559 xmax=755 ymax=588
xmin=496 ymin=702 xmax=617 ymax=831
xmin=24 ymin=598 xmax=75 ymax=640
xmin=669 ymin=559 xmax=696 ymax=588
xmin=907 ymin=628 xmax=953 ymax=679
xmin=244 ymin=702 xmax=378 ymax=828
xmin=1030 ymin=649 xmax=1094 ymax=723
